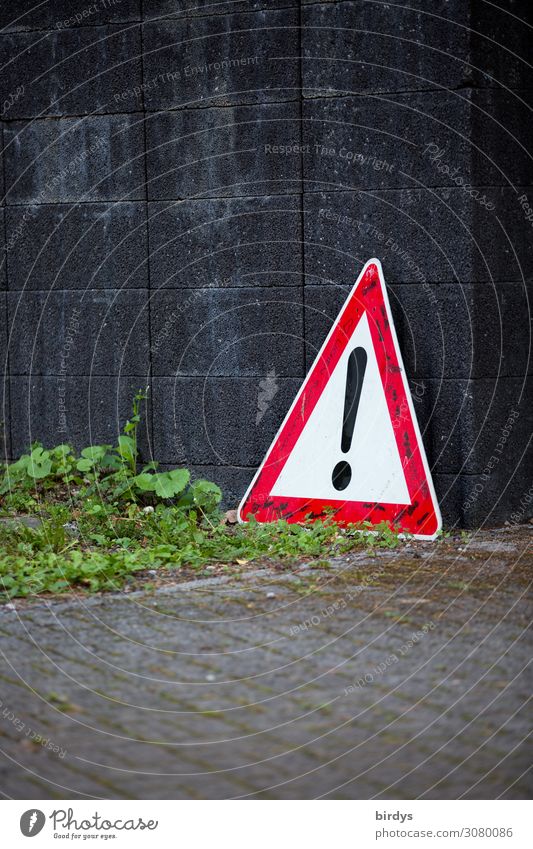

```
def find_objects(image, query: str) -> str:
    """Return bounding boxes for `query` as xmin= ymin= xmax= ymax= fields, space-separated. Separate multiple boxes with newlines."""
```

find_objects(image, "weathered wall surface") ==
xmin=0 ymin=0 xmax=531 ymax=527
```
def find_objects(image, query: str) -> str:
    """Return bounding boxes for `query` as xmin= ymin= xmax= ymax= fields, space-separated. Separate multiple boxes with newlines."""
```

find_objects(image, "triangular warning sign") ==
xmin=238 ymin=259 xmax=442 ymax=540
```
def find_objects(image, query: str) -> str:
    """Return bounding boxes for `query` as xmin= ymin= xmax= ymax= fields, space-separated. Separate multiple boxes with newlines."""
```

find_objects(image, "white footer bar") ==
xmin=3 ymin=799 xmax=531 ymax=848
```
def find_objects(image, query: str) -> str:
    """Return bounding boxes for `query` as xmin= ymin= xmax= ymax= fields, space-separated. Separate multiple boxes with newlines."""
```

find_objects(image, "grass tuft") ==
xmin=0 ymin=391 xmax=403 ymax=601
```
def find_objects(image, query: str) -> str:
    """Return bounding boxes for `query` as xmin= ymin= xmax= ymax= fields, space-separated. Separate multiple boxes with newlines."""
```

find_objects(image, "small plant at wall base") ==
xmin=1 ymin=390 xmax=222 ymax=511
xmin=0 ymin=390 xmax=402 ymax=601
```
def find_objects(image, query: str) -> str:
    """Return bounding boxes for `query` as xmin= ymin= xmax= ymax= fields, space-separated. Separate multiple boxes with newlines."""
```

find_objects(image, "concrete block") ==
xmin=413 ymin=380 xmax=469 ymax=475
xmin=151 ymin=376 xmax=302 ymax=465
xmin=0 ymin=292 xmax=7 ymax=375
xmin=142 ymin=10 xmax=299 ymax=110
xmin=0 ymin=26 xmax=142 ymax=118
xmin=304 ymin=283 xmax=532 ymax=379
xmin=433 ymin=452 xmax=533 ymax=528
xmin=460 ymin=453 xmax=533 ymax=527
xmin=147 ymin=196 xmax=302 ymax=289
xmin=466 ymin=284 xmax=533 ymax=380
xmin=0 ymin=1 xmax=49 ymax=31
xmin=302 ymin=1 xmax=533 ymax=94
xmin=0 ymin=292 xmax=8 ymax=459
xmin=303 ymin=93 xmax=443 ymax=192
xmin=468 ymin=89 xmax=533 ymax=186
xmin=145 ymin=102 xmax=302 ymax=199
xmin=470 ymin=0 xmax=533 ymax=90
xmin=9 ymin=375 xmax=152 ymax=460
xmin=150 ymin=287 xmax=304 ymax=376
xmin=52 ymin=0 xmax=142 ymax=28
xmin=6 ymin=202 xmax=149 ymax=290
xmin=0 ymin=350 xmax=10 ymax=462
xmin=302 ymin=0 xmax=533 ymax=91
xmin=390 ymin=283 xmax=532 ymax=381
xmin=302 ymin=91 xmax=533 ymax=192
xmin=0 ymin=132 xmax=5 ymax=201
xmin=0 ymin=209 xmax=6 ymax=290
xmin=431 ymin=474 xmax=479 ymax=529
xmin=143 ymin=1 xmax=292 ymax=20
xmin=7 ymin=289 xmax=150 ymax=376
xmin=414 ymin=377 xmax=531 ymax=476
xmin=4 ymin=116 xmax=146 ymax=203
xmin=0 ymin=1 xmax=141 ymax=31
xmin=302 ymin=1 xmax=470 ymax=95
xmin=303 ymin=189 xmax=533 ymax=286
xmin=431 ymin=474 xmax=462 ymax=529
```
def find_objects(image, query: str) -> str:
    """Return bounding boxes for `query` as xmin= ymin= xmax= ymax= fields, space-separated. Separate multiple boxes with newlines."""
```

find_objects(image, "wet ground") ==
xmin=0 ymin=526 xmax=531 ymax=799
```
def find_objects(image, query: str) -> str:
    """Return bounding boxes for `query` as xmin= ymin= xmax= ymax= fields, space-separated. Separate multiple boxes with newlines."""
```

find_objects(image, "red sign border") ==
xmin=238 ymin=259 xmax=442 ymax=539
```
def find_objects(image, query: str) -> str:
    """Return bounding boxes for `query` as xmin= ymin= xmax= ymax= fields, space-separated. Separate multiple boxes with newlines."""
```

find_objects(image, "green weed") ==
xmin=0 ymin=391 xmax=404 ymax=601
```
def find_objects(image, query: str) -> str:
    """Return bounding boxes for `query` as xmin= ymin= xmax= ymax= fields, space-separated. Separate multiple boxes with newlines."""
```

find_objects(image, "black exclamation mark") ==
xmin=332 ymin=347 xmax=367 ymax=491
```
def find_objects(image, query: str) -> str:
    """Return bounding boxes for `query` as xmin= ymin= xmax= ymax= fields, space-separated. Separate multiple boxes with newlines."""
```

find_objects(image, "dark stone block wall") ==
xmin=0 ymin=0 xmax=531 ymax=528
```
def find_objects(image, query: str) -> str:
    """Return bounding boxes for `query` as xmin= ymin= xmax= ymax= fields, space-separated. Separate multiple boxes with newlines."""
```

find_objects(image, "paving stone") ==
xmin=5 ymin=202 xmax=149 ymax=291
xmin=9 ymin=375 xmax=152 ymax=458
xmin=0 ymin=26 xmax=142 ymax=118
xmin=142 ymin=10 xmax=300 ymax=110
xmin=7 ymin=289 xmax=149 ymax=376
xmin=145 ymin=102 xmax=302 ymax=200
xmin=0 ymin=515 xmax=41 ymax=528
xmin=0 ymin=527 xmax=531 ymax=799
xmin=151 ymin=376 xmax=302 ymax=465
xmin=150 ymin=287 xmax=303 ymax=376
xmin=4 ymin=115 xmax=146 ymax=203
xmin=147 ymin=196 xmax=302 ymax=290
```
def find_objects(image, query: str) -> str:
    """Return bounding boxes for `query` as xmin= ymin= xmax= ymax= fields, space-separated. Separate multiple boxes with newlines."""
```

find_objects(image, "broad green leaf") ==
xmin=167 ymin=469 xmax=190 ymax=487
xmin=132 ymin=473 xmax=157 ymax=492
xmin=27 ymin=455 xmax=53 ymax=479
xmin=117 ymin=435 xmax=135 ymax=461
xmin=153 ymin=469 xmax=190 ymax=499
xmin=81 ymin=445 xmax=109 ymax=461
xmin=51 ymin=444 xmax=73 ymax=460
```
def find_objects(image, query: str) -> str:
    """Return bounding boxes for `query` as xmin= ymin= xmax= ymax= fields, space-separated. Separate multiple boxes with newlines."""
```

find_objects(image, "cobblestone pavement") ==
xmin=0 ymin=527 xmax=531 ymax=800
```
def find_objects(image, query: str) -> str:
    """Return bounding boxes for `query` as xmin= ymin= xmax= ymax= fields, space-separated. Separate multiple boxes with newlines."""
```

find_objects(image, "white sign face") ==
xmin=271 ymin=314 xmax=410 ymax=504
xmin=239 ymin=259 xmax=442 ymax=540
